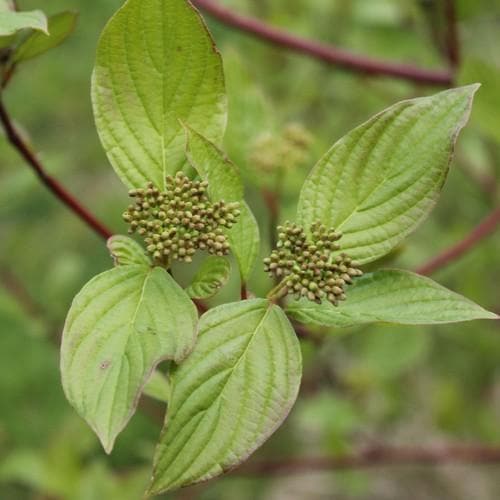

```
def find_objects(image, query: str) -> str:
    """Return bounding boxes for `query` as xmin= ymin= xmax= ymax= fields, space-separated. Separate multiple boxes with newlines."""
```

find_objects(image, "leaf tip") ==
xmin=145 ymin=476 xmax=172 ymax=498
xmin=96 ymin=428 xmax=116 ymax=455
xmin=485 ymin=310 xmax=500 ymax=321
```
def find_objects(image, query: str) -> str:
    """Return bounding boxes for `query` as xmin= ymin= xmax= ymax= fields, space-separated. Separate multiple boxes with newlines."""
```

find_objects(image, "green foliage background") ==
xmin=1 ymin=0 xmax=499 ymax=498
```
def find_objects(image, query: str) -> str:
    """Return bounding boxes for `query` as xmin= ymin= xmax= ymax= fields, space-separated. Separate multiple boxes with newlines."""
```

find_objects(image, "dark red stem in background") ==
xmin=238 ymin=444 xmax=500 ymax=476
xmin=192 ymin=0 xmax=453 ymax=86
xmin=444 ymin=0 xmax=460 ymax=68
xmin=416 ymin=207 xmax=500 ymax=276
xmin=0 ymin=99 xmax=113 ymax=240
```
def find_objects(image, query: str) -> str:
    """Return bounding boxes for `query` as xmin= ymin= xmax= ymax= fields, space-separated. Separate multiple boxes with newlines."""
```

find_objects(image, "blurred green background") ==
xmin=1 ymin=0 xmax=499 ymax=498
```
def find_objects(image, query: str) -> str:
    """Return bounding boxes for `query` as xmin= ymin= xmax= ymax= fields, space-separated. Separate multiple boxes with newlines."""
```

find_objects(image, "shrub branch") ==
xmin=0 ymin=98 xmax=113 ymax=240
xmin=416 ymin=207 xmax=500 ymax=276
xmin=192 ymin=0 xmax=453 ymax=86
xmin=237 ymin=444 xmax=500 ymax=475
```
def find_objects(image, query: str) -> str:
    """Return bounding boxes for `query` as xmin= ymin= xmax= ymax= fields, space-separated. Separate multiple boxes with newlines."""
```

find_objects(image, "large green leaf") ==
xmin=107 ymin=234 xmax=150 ymax=267
xmin=286 ymin=269 xmax=498 ymax=327
xmin=297 ymin=85 xmax=478 ymax=264
xmin=186 ymin=256 xmax=231 ymax=299
xmin=0 ymin=9 xmax=48 ymax=37
xmin=148 ymin=299 xmax=302 ymax=494
xmin=12 ymin=11 xmax=77 ymax=63
xmin=92 ymin=0 xmax=227 ymax=190
xmin=186 ymin=128 xmax=260 ymax=282
xmin=60 ymin=265 xmax=198 ymax=453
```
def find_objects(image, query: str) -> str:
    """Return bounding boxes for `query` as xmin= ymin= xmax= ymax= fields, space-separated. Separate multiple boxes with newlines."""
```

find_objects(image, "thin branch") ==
xmin=262 ymin=187 xmax=280 ymax=251
xmin=0 ymin=267 xmax=45 ymax=320
xmin=444 ymin=0 xmax=460 ymax=68
xmin=416 ymin=207 xmax=500 ymax=276
xmin=192 ymin=0 xmax=453 ymax=86
xmin=0 ymin=99 xmax=113 ymax=240
xmin=236 ymin=444 xmax=500 ymax=476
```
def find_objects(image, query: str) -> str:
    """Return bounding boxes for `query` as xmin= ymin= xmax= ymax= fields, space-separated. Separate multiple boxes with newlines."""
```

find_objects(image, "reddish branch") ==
xmin=192 ymin=0 xmax=453 ymax=86
xmin=0 ymin=99 xmax=113 ymax=240
xmin=416 ymin=207 xmax=500 ymax=276
xmin=444 ymin=0 xmax=460 ymax=68
xmin=262 ymin=188 xmax=280 ymax=251
xmin=237 ymin=445 xmax=500 ymax=475
xmin=0 ymin=267 xmax=44 ymax=320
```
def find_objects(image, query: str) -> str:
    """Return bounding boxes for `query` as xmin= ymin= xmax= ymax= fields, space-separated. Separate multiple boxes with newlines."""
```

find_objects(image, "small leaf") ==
xmin=107 ymin=235 xmax=151 ymax=267
xmin=186 ymin=256 xmax=231 ymax=299
xmin=92 ymin=0 xmax=227 ymax=189
xmin=143 ymin=369 xmax=170 ymax=403
xmin=297 ymin=85 xmax=479 ymax=264
xmin=286 ymin=269 xmax=498 ymax=327
xmin=0 ymin=9 xmax=48 ymax=37
xmin=61 ymin=265 xmax=198 ymax=453
xmin=228 ymin=201 xmax=260 ymax=283
xmin=185 ymin=126 xmax=244 ymax=201
xmin=12 ymin=11 xmax=77 ymax=63
xmin=186 ymin=128 xmax=260 ymax=282
xmin=148 ymin=299 xmax=302 ymax=494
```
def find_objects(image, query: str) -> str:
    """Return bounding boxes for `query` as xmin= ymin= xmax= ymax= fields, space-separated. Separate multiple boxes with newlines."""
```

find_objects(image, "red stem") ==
xmin=0 ymin=267 xmax=44 ymax=319
xmin=416 ymin=207 xmax=500 ymax=276
xmin=237 ymin=444 xmax=500 ymax=475
xmin=0 ymin=99 xmax=113 ymax=240
xmin=192 ymin=0 xmax=453 ymax=86
xmin=444 ymin=0 xmax=460 ymax=68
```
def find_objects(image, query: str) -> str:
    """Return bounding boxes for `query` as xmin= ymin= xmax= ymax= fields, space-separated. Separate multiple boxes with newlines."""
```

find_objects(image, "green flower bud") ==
xmin=264 ymin=220 xmax=362 ymax=306
xmin=123 ymin=172 xmax=240 ymax=266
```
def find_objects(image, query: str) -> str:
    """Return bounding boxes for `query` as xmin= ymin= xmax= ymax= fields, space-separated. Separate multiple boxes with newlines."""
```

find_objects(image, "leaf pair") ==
xmin=64 ymin=235 xmax=302 ymax=494
xmin=92 ymin=0 xmax=260 ymax=283
xmin=0 ymin=7 xmax=76 ymax=63
xmin=286 ymin=84 xmax=498 ymax=326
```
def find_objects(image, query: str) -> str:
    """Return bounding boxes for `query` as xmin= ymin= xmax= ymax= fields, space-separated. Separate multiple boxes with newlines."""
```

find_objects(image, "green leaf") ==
xmin=286 ymin=269 xmax=498 ymax=327
xmin=186 ymin=256 xmax=231 ymax=299
xmin=148 ymin=299 xmax=302 ymax=494
xmin=228 ymin=201 xmax=260 ymax=283
xmin=143 ymin=369 xmax=170 ymax=403
xmin=92 ymin=0 xmax=227 ymax=190
xmin=297 ymin=85 xmax=478 ymax=264
xmin=60 ymin=265 xmax=198 ymax=453
xmin=186 ymin=128 xmax=260 ymax=282
xmin=185 ymin=126 xmax=243 ymax=200
xmin=0 ymin=9 xmax=48 ymax=37
xmin=12 ymin=11 xmax=77 ymax=63
xmin=107 ymin=235 xmax=151 ymax=267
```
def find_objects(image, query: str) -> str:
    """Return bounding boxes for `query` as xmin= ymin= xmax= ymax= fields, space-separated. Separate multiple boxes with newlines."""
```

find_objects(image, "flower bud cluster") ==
xmin=123 ymin=172 xmax=240 ymax=266
xmin=264 ymin=221 xmax=363 ymax=305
